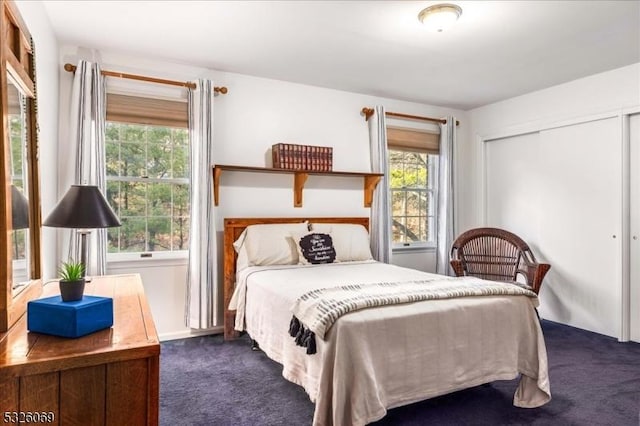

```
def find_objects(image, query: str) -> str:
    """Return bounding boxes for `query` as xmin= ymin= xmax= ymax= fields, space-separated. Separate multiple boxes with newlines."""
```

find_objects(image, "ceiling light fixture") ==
xmin=418 ymin=3 xmax=463 ymax=32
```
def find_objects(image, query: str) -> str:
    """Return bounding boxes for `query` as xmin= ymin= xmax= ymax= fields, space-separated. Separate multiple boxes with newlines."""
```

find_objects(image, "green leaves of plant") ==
xmin=59 ymin=261 xmax=85 ymax=281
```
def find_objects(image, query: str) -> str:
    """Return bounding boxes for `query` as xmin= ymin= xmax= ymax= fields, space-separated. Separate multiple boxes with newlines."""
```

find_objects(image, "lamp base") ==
xmin=76 ymin=229 xmax=91 ymax=277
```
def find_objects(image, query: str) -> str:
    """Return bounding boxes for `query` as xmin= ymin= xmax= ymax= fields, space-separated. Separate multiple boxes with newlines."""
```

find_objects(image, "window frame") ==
xmin=387 ymin=127 xmax=440 ymax=252
xmin=105 ymin=120 xmax=190 ymax=261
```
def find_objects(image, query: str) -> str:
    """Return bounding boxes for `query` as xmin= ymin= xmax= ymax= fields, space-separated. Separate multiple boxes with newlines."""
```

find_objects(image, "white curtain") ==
xmin=436 ymin=116 xmax=456 ymax=275
xmin=368 ymin=105 xmax=392 ymax=263
xmin=185 ymin=79 xmax=219 ymax=329
xmin=63 ymin=60 xmax=108 ymax=275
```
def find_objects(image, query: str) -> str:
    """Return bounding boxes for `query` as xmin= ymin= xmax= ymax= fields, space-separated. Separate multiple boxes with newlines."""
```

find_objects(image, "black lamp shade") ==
xmin=44 ymin=185 xmax=121 ymax=229
xmin=11 ymin=184 xmax=30 ymax=230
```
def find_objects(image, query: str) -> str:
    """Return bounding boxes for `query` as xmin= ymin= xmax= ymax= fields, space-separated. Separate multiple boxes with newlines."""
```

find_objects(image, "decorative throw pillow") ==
xmin=310 ymin=223 xmax=373 ymax=262
xmin=292 ymin=232 xmax=336 ymax=265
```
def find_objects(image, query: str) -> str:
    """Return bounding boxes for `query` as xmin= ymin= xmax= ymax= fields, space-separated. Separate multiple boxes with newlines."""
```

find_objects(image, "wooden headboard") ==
xmin=223 ymin=217 xmax=370 ymax=340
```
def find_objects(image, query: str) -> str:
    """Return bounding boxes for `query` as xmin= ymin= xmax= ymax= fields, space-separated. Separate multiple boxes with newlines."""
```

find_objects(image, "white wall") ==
xmin=462 ymin=63 xmax=640 ymax=232
xmin=57 ymin=47 xmax=467 ymax=340
xmin=465 ymin=63 xmax=640 ymax=338
xmin=14 ymin=1 xmax=60 ymax=281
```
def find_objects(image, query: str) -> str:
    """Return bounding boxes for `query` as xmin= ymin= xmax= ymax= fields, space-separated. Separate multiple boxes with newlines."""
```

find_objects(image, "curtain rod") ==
xmin=63 ymin=63 xmax=228 ymax=94
xmin=361 ymin=107 xmax=459 ymax=126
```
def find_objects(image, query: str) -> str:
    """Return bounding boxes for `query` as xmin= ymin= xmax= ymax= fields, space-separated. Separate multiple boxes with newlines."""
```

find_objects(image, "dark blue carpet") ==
xmin=160 ymin=321 xmax=640 ymax=425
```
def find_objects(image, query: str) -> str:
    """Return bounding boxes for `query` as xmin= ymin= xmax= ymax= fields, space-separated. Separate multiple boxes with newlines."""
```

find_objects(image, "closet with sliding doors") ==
xmin=483 ymin=111 xmax=640 ymax=342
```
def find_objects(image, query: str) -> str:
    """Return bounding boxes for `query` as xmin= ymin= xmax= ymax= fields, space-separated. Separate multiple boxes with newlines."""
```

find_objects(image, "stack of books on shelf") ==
xmin=272 ymin=143 xmax=333 ymax=171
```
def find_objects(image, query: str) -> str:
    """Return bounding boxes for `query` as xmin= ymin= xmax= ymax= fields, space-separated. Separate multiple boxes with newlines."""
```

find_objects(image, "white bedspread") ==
xmin=229 ymin=261 xmax=551 ymax=426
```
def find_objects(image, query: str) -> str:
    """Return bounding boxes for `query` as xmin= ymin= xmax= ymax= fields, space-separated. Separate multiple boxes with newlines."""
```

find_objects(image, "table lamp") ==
xmin=44 ymin=185 xmax=121 ymax=276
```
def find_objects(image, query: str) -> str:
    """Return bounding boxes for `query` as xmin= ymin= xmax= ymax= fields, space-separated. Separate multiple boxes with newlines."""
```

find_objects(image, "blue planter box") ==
xmin=27 ymin=295 xmax=114 ymax=338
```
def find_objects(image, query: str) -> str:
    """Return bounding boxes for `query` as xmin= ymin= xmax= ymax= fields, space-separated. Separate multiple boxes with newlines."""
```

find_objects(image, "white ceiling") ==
xmin=41 ymin=1 xmax=640 ymax=110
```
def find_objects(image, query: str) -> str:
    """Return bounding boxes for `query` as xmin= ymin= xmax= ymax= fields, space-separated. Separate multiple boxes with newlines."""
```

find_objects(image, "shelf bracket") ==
xmin=294 ymin=172 xmax=309 ymax=207
xmin=213 ymin=167 xmax=222 ymax=206
xmin=363 ymin=175 xmax=382 ymax=207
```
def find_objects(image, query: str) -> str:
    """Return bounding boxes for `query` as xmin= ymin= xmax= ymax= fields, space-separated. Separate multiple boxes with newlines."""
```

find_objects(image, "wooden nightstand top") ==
xmin=0 ymin=274 xmax=160 ymax=378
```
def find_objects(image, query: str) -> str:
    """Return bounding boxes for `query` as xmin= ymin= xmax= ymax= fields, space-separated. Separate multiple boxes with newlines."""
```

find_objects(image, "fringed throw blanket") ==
xmin=289 ymin=277 xmax=538 ymax=354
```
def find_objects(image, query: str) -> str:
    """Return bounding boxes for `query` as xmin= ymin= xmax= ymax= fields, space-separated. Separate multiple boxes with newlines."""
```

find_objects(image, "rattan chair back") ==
xmin=450 ymin=228 xmax=550 ymax=294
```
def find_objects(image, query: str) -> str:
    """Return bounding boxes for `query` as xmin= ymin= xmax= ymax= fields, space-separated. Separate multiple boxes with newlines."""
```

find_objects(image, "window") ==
xmin=387 ymin=126 xmax=439 ymax=248
xmin=104 ymin=94 xmax=190 ymax=255
xmin=9 ymin=95 xmax=27 ymax=261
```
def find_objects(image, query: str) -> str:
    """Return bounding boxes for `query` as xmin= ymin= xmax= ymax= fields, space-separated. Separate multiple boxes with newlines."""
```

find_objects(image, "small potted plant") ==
xmin=58 ymin=260 xmax=86 ymax=302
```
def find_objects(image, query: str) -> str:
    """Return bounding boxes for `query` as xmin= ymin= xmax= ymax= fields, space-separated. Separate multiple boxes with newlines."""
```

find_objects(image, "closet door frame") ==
xmin=625 ymin=106 xmax=640 ymax=342
xmin=477 ymin=109 xmax=628 ymax=340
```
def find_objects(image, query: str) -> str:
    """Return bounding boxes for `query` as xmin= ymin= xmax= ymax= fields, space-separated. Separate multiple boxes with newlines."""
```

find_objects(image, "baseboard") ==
xmin=159 ymin=326 xmax=224 ymax=342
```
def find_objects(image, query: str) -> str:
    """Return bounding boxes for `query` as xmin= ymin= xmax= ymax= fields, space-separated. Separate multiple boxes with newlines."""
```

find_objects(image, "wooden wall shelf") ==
xmin=212 ymin=164 xmax=383 ymax=208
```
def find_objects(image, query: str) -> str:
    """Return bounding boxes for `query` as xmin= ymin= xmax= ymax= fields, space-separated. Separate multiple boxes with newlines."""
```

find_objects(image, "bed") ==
xmin=223 ymin=217 xmax=550 ymax=426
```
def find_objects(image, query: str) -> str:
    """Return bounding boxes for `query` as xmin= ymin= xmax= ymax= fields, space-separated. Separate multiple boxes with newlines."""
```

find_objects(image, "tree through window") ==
xmin=387 ymin=126 xmax=439 ymax=247
xmin=104 ymin=94 xmax=189 ymax=254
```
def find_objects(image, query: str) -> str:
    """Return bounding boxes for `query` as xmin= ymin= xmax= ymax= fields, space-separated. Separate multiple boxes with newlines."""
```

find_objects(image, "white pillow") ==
xmin=234 ymin=243 xmax=250 ymax=272
xmin=235 ymin=222 xmax=309 ymax=266
xmin=310 ymin=223 xmax=373 ymax=262
xmin=233 ymin=229 xmax=249 ymax=271
xmin=291 ymin=231 xmax=336 ymax=265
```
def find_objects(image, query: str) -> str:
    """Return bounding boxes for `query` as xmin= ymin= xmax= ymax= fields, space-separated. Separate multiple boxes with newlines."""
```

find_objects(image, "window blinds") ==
xmin=386 ymin=126 xmax=440 ymax=154
xmin=106 ymin=93 xmax=188 ymax=128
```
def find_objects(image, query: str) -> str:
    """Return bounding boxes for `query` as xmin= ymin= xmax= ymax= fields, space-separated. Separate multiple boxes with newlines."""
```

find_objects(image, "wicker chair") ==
xmin=450 ymin=228 xmax=550 ymax=294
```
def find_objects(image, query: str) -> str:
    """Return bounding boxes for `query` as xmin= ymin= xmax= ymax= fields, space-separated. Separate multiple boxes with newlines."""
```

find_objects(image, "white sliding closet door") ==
xmin=537 ymin=118 xmax=621 ymax=337
xmin=485 ymin=117 xmax=622 ymax=338
xmin=630 ymin=113 xmax=640 ymax=342
xmin=485 ymin=132 xmax=540 ymax=244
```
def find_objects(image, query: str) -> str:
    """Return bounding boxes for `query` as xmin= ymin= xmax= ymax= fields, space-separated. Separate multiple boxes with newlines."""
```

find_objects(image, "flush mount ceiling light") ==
xmin=418 ymin=3 xmax=463 ymax=32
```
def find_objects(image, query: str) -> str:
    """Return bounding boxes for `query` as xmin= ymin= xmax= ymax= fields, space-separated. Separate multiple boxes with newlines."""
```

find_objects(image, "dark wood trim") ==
xmin=0 ymin=0 xmax=42 ymax=333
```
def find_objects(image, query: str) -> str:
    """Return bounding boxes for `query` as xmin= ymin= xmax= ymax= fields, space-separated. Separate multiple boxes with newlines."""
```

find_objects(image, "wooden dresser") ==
xmin=0 ymin=274 xmax=160 ymax=425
